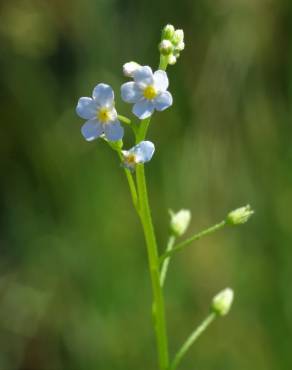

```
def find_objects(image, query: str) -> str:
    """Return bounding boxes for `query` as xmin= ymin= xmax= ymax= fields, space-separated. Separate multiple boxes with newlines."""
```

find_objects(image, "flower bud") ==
xmin=170 ymin=209 xmax=191 ymax=236
xmin=123 ymin=62 xmax=141 ymax=78
xmin=211 ymin=288 xmax=234 ymax=316
xmin=172 ymin=29 xmax=184 ymax=45
xmin=159 ymin=39 xmax=173 ymax=56
xmin=226 ymin=205 xmax=254 ymax=225
xmin=168 ymin=54 xmax=177 ymax=65
xmin=176 ymin=41 xmax=185 ymax=51
xmin=162 ymin=24 xmax=175 ymax=40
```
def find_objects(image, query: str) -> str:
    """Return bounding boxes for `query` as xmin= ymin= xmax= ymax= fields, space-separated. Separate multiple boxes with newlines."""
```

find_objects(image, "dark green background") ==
xmin=0 ymin=0 xmax=291 ymax=369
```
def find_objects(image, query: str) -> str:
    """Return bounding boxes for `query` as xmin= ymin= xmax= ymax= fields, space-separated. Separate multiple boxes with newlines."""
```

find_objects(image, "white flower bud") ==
xmin=170 ymin=209 xmax=191 ymax=236
xmin=212 ymin=288 xmax=234 ymax=316
xmin=175 ymin=41 xmax=185 ymax=51
xmin=159 ymin=39 xmax=173 ymax=56
xmin=226 ymin=205 xmax=254 ymax=225
xmin=162 ymin=24 xmax=175 ymax=40
xmin=168 ymin=54 xmax=177 ymax=65
xmin=173 ymin=29 xmax=184 ymax=45
xmin=123 ymin=62 xmax=141 ymax=78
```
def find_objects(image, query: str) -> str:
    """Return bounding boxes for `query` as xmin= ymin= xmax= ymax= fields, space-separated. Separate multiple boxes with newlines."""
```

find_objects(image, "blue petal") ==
xmin=132 ymin=99 xmax=155 ymax=119
xmin=154 ymin=91 xmax=173 ymax=111
xmin=81 ymin=119 xmax=104 ymax=141
xmin=133 ymin=66 xmax=154 ymax=87
xmin=153 ymin=70 xmax=169 ymax=91
xmin=76 ymin=97 xmax=98 ymax=119
xmin=104 ymin=120 xmax=124 ymax=142
xmin=121 ymin=82 xmax=142 ymax=103
xmin=134 ymin=141 xmax=155 ymax=163
xmin=92 ymin=83 xmax=114 ymax=107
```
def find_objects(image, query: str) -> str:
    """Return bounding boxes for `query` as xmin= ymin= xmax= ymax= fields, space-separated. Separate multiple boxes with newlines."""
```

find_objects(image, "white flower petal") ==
xmin=133 ymin=66 xmax=154 ymax=86
xmin=110 ymin=107 xmax=118 ymax=121
xmin=76 ymin=97 xmax=98 ymax=119
xmin=121 ymin=150 xmax=130 ymax=157
xmin=134 ymin=141 xmax=155 ymax=163
xmin=104 ymin=120 xmax=124 ymax=142
xmin=121 ymin=82 xmax=142 ymax=103
xmin=132 ymin=99 xmax=155 ymax=119
xmin=92 ymin=83 xmax=114 ymax=107
xmin=81 ymin=119 xmax=103 ymax=141
xmin=154 ymin=91 xmax=173 ymax=111
xmin=123 ymin=62 xmax=141 ymax=77
xmin=153 ymin=70 xmax=169 ymax=91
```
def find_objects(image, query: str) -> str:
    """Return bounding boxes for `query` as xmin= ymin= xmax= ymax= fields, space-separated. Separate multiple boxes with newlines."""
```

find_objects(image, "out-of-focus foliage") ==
xmin=0 ymin=0 xmax=292 ymax=369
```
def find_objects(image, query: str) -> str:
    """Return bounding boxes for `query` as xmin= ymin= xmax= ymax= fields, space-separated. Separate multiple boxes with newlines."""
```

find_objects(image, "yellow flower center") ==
xmin=125 ymin=153 xmax=137 ymax=166
xmin=143 ymin=85 xmax=157 ymax=100
xmin=97 ymin=108 xmax=111 ymax=123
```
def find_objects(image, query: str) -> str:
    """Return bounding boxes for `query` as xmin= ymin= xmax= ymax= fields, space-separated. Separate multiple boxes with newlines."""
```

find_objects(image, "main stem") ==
xmin=134 ymin=56 xmax=170 ymax=369
xmin=136 ymin=164 xmax=169 ymax=370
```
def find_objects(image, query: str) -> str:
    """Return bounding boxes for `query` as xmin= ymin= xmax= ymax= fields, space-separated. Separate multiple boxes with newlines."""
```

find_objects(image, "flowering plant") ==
xmin=75 ymin=24 xmax=253 ymax=370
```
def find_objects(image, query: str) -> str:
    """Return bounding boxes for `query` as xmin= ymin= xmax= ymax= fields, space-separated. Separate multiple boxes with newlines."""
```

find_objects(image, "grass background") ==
xmin=0 ymin=0 xmax=292 ymax=369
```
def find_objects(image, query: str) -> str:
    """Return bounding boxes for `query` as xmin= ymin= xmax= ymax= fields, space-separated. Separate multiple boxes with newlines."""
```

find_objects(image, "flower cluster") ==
xmin=75 ymin=28 xmax=183 ymax=170
xmin=159 ymin=24 xmax=185 ymax=65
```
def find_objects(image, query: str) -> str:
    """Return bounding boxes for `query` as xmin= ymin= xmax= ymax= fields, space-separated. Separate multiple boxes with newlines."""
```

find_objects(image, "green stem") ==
xmin=136 ymin=164 xmax=169 ymax=370
xmin=160 ymin=220 xmax=226 ymax=263
xmin=135 ymin=117 xmax=151 ymax=143
xmin=159 ymin=55 xmax=169 ymax=70
xmin=117 ymin=151 xmax=139 ymax=211
xmin=171 ymin=313 xmax=216 ymax=370
xmin=124 ymin=168 xmax=138 ymax=211
xmin=123 ymin=56 xmax=170 ymax=369
xmin=160 ymin=235 xmax=176 ymax=287
xmin=117 ymin=114 xmax=131 ymax=125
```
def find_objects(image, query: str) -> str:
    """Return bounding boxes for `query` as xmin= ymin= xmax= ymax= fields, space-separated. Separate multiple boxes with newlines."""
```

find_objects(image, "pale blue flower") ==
xmin=122 ymin=141 xmax=155 ymax=170
xmin=121 ymin=66 xmax=173 ymax=119
xmin=76 ymin=83 xmax=124 ymax=142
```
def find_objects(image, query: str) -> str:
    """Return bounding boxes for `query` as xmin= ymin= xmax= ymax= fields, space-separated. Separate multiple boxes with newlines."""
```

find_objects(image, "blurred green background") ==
xmin=1 ymin=0 xmax=292 ymax=369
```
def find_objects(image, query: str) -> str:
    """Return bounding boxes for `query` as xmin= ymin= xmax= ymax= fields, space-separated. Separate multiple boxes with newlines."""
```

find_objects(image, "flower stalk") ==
xmin=131 ymin=61 xmax=171 ymax=370
xmin=170 ymin=313 xmax=216 ymax=370
xmin=160 ymin=220 xmax=227 ymax=263
xmin=75 ymin=24 xmax=253 ymax=370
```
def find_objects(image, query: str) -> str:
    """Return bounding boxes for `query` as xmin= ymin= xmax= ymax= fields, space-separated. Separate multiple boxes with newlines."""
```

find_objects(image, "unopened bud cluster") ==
xmin=159 ymin=24 xmax=185 ymax=65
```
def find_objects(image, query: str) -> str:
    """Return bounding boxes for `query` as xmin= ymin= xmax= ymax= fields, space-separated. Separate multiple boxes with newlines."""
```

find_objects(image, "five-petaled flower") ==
xmin=76 ymin=83 xmax=124 ymax=142
xmin=121 ymin=66 xmax=173 ymax=119
xmin=122 ymin=141 xmax=155 ymax=170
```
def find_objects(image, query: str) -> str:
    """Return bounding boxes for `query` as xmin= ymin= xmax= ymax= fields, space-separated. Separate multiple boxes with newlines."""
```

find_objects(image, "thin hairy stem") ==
xmin=117 ymin=114 xmax=131 ymax=125
xmin=171 ymin=313 xmax=216 ymax=370
xmin=116 ymin=151 xmax=139 ymax=211
xmin=160 ymin=235 xmax=176 ymax=287
xmin=160 ymin=220 xmax=226 ymax=263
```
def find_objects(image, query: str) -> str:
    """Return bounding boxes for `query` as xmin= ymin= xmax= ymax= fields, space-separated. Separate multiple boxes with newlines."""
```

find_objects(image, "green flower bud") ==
xmin=159 ymin=39 xmax=174 ymax=56
xmin=170 ymin=209 xmax=191 ymax=236
xmin=162 ymin=24 xmax=175 ymax=40
xmin=168 ymin=54 xmax=177 ymax=65
xmin=211 ymin=288 xmax=234 ymax=316
xmin=175 ymin=41 xmax=185 ymax=51
xmin=226 ymin=205 xmax=254 ymax=225
xmin=172 ymin=29 xmax=184 ymax=45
